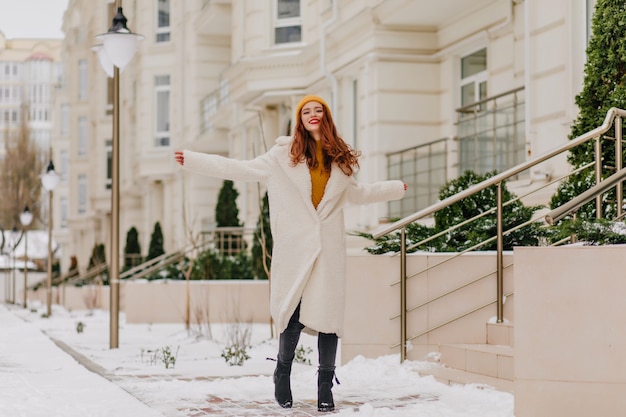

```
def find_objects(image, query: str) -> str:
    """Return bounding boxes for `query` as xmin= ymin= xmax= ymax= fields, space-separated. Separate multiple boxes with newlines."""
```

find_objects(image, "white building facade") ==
xmin=54 ymin=0 xmax=596 ymax=274
xmin=0 ymin=33 xmax=61 ymax=156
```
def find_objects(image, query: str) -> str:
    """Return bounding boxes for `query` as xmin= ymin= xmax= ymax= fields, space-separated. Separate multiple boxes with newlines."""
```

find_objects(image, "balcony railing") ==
xmin=387 ymin=138 xmax=448 ymax=219
xmin=200 ymin=79 xmax=230 ymax=133
xmin=456 ymin=86 xmax=525 ymax=177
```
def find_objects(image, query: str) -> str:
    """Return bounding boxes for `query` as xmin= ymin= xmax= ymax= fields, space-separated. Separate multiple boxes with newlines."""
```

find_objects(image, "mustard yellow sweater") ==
xmin=310 ymin=142 xmax=330 ymax=209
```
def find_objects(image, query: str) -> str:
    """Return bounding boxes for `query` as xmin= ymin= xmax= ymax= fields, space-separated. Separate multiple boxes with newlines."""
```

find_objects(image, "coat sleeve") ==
xmin=345 ymin=178 xmax=406 ymax=205
xmin=182 ymin=149 xmax=273 ymax=182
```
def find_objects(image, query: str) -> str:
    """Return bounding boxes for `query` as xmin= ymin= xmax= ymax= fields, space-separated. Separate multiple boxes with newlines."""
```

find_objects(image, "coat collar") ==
xmin=274 ymin=137 xmax=352 ymax=219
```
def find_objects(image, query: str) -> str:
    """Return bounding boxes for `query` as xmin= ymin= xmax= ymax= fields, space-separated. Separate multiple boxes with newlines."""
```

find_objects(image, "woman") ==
xmin=174 ymin=95 xmax=406 ymax=412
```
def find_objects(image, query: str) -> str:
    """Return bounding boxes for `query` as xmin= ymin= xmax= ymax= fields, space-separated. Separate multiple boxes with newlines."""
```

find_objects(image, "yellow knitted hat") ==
xmin=295 ymin=95 xmax=331 ymax=119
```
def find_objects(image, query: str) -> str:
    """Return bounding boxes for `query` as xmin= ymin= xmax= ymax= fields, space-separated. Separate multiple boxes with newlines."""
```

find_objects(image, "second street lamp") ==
xmin=19 ymin=206 xmax=33 ymax=308
xmin=9 ymin=226 xmax=18 ymax=304
xmin=41 ymin=160 xmax=59 ymax=317
xmin=95 ymin=1 xmax=142 ymax=349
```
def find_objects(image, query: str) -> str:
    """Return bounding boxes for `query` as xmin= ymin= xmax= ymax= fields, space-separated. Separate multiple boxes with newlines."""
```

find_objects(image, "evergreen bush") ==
xmin=550 ymin=0 xmax=626 ymax=220
xmin=147 ymin=221 xmax=165 ymax=261
xmin=251 ymin=191 xmax=272 ymax=280
xmin=124 ymin=226 xmax=142 ymax=271
xmin=215 ymin=180 xmax=245 ymax=254
xmin=359 ymin=171 xmax=548 ymax=254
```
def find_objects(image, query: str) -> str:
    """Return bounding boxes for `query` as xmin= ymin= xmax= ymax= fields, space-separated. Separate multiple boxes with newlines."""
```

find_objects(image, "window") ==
xmin=274 ymin=0 xmax=301 ymax=44
xmin=78 ymin=174 xmax=87 ymax=214
xmin=60 ymin=150 xmax=69 ymax=183
xmin=78 ymin=116 xmax=88 ymax=156
xmin=156 ymin=0 xmax=171 ymax=42
xmin=78 ymin=59 xmax=88 ymax=100
xmin=155 ymin=75 xmax=170 ymax=147
xmin=61 ymin=104 xmax=69 ymax=136
xmin=55 ymin=62 xmax=64 ymax=87
xmin=460 ymin=48 xmax=487 ymax=107
xmin=106 ymin=140 xmax=112 ymax=190
xmin=60 ymin=196 xmax=68 ymax=228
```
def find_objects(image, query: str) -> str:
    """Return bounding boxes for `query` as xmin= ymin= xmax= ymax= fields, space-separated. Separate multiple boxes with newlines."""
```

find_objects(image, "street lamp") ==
xmin=91 ymin=44 xmax=114 ymax=78
xmin=20 ymin=206 xmax=33 ymax=308
xmin=95 ymin=1 xmax=142 ymax=349
xmin=9 ymin=226 xmax=18 ymax=304
xmin=41 ymin=160 xmax=59 ymax=317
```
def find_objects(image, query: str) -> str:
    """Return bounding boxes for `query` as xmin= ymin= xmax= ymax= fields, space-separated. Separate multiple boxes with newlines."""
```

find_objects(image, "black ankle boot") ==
xmin=273 ymin=360 xmax=293 ymax=408
xmin=317 ymin=368 xmax=336 ymax=412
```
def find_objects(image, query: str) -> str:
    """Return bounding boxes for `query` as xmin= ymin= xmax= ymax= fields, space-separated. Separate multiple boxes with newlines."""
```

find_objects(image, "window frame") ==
xmin=78 ymin=59 xmax=88 ymax=101
xmin=156 ymin=0 xmax=171 ymax=43
xmin=154 ymin=75 xmax=170 ymax=147
xmin=273 ymin=0 xmax=302 ymax=45
xmin=78 ymin=116 xmax=88 ymax=157
xmin=78 ymin=174 xmax=87 ymax=214
xmin=459 ymin=47 xmax=488 ymax=107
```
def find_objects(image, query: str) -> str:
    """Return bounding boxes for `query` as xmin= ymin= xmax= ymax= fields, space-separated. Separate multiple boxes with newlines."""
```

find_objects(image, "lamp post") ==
xmin=20 ymin=206 xmax=33 ymax=308
xmin=41 ymin=160 xmax=59 ymax=317
xmin=95 ymin=1 xmax=142 ymax=349
xmin=9 ymin=226 xmax=18 ymax=304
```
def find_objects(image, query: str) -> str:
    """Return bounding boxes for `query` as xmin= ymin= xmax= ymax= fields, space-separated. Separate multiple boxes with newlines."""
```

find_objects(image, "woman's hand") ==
xmin=174 ymin=151 xmax=184 ymax=166
xmin=404 ymin=183 xmax=408 ymax=191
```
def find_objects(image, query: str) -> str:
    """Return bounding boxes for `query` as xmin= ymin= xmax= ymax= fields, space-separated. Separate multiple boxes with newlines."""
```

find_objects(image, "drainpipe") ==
xmin=179 ymin=0 xmax=186 ymax=249
xmin=524 ymin=0 xmax=531 ymax=159
xmin=320 ymin=0 xmax=338 ymax=113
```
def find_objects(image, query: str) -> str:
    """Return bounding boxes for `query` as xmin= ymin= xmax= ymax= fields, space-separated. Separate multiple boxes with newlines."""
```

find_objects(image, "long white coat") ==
xmin=182 ymin=136 xmax=405 ymax=337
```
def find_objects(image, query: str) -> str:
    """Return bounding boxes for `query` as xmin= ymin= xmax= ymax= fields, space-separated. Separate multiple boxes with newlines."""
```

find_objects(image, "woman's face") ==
xmin=300 ymin=101 xmax=324 ymax=137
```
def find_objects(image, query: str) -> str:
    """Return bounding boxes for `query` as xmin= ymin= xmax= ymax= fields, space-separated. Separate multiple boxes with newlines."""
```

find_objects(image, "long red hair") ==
xmin=290 ymin=105 xmax=360 ymax=176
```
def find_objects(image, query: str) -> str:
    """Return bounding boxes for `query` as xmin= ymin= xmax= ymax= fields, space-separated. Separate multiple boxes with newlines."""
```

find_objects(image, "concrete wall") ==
xmin=342 ymin=251 xmax=514 ymax=363
xmin=514 ymin=246 xmax=626 ymax=417
xmin=27 ymin=279 xmax=271 ymax=325
xmin=26 ymin=251 xmax=511 ymax=367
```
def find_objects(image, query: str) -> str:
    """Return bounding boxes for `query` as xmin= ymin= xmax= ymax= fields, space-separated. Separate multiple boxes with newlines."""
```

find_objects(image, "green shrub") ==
xmin=359 ymin=171 xmax=548 ymax=253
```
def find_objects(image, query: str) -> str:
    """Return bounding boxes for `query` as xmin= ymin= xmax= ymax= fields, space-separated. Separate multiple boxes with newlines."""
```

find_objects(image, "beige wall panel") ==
xmin=516 ymin=380 xmax=626 ymax=417
xmin=438 ymin=0 xmax=507 ymax=49
xmin=530 ymin=0 xmax=568 ymax=32
xmin=242 ymin=5 xmax=267 ymax=56
xmin=531 ymin=26 xmax=566 ymax=76
xmin=515 ymin=246 xmax=626 ymax=417
xmin=372 ymin=124 xmax=441 ymax=153
xmin=490 ymin=33 xmax=515 ymax=69
xmin=376 ymin=61 xmax=439 ymax=92
xmin=531 ymin=72 xmax=567 ymax=123
xmin=377 ymin=92 xmax=439 ymax=125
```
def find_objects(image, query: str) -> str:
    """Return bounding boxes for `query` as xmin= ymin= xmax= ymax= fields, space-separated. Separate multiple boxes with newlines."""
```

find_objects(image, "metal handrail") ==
xmin=545 ymin=164 xmax=626 ymax=225
xmin=372 ymin=107 xmax=626 ymax=362
xmin=455 ymin=86 xmax=525 ymax=114
xmin=390 ymin=291 xmax=515 ymax=349
xmin=62 ymin=263 xmax=108 ymax=286
xmin=120 ymin=250 xmax=185 ymax=280
xmin=386 ymin=137 xmax=448 ymax=157
xmin=374 ymin=107 xmax=626 ymax=239
xmin=121 ymin=252 xmax=186 ymax=281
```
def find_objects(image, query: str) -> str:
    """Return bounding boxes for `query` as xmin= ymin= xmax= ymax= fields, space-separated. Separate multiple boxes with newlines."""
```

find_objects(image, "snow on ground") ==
xmin=9 ymin=302 xmax=515 ymax=417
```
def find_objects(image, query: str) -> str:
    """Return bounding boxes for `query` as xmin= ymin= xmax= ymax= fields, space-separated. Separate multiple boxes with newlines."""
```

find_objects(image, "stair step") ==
xmin=416 ymin=365 xmax=514 ymax=393
xmin=440 ymin=343 xmax=514 ymax=381
xmin=487 ymin=321 xmax=514 ymax=347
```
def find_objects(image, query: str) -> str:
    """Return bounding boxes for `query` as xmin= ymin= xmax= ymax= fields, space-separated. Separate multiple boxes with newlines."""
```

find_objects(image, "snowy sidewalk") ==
xmin=2 ymin=304 xmax=514 ymax=417
xmin=0 ymin=304 xmax=165 ymax=417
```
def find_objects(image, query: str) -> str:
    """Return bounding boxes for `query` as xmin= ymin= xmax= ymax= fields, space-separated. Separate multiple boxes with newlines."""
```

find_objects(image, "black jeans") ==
xmin=278 ymin=303 xmax=338 ymax=370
